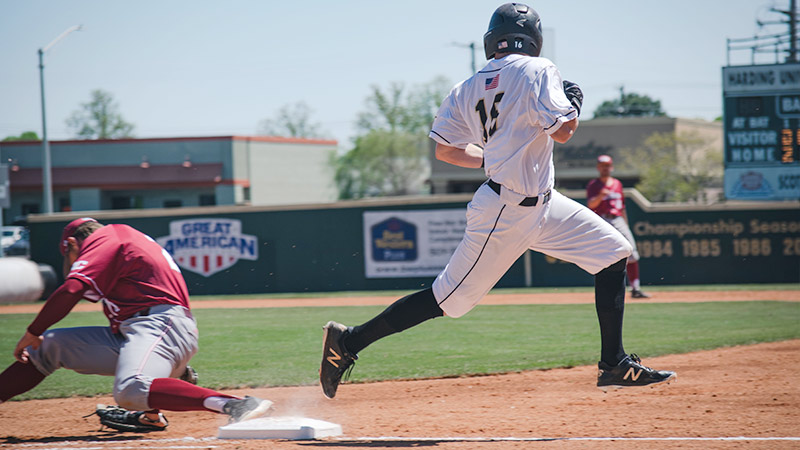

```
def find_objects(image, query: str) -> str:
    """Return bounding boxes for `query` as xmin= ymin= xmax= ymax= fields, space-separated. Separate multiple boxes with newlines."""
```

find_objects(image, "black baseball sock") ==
xmin=343 ymin=287 xmax=444 ymax=355
xmin=594 ymin=258 xmax=627 ymax=366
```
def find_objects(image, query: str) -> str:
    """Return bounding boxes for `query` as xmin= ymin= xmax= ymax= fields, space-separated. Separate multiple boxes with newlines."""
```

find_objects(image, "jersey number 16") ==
xmin=475 ymin=92 xmax=504 ymax=144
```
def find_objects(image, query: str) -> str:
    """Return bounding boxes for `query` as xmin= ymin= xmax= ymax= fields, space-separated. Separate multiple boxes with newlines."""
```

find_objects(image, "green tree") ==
xmin=258 ymin=101 xmax=326 ymax=138
xmin=356 ymin=77 xmax=451 ymax=134
xmin=333 ymin=130 xmax=429 ymax=199
xmin=333 ymin=76 xmax=450 ymax=199
xmin=620 ymin=132 xmax=722 ymax=203
xmin=2 ymin=131 xmax=40 ymax=142
xmin=66 ymin=89 xmax=134 ymax=139
xmin=594 ymin=87 xmax=666 ymax=118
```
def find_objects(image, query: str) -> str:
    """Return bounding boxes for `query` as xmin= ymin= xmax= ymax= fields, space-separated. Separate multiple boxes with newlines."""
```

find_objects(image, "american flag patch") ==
xmin=485 ymin=75 xmax=499 ymax=90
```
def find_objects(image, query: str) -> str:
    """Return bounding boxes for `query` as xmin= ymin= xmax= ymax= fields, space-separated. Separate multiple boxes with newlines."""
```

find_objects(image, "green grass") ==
xmin=1 ymin=299 xmax=798 ymax=401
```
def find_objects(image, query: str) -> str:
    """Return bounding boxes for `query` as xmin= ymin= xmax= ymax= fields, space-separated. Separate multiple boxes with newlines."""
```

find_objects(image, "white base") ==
xmin=217 ymin=416 xmax=343 ymax=440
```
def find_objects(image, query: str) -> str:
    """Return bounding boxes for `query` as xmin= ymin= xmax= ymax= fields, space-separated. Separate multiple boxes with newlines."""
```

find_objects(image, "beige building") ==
xmin=0 ymin=136 xmax=338 ymax=224
xmin=429 ymin=117 xmax=723 ymax=193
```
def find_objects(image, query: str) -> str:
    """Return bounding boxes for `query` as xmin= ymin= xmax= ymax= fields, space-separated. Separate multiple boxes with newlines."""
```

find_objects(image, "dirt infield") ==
xmin=1 ymin=290 xmax=798 ymax=449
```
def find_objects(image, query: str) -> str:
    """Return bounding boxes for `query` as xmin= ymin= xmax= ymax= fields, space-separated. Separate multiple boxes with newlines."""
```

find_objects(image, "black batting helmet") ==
xmin=483 ymin=3 xmax=543 ymax=60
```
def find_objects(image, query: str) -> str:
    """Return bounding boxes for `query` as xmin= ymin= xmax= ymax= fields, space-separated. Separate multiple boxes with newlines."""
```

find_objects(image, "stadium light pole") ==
xmin=39 ymin=25 xmax=82 ymax=214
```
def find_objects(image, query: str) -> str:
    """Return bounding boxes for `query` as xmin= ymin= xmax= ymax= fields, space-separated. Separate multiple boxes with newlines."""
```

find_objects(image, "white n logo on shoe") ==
xmin=624 ymin=367 xmax=642 ymax=381
xmin=327 ymin=349 xmax=342 ymax=368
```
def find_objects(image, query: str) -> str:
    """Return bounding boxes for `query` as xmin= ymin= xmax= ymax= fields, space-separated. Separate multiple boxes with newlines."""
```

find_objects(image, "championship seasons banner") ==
xmin=156 ymin=218 xmax=258 ymax=277
xmin=363 ymin=209 xmax=466 ymax=278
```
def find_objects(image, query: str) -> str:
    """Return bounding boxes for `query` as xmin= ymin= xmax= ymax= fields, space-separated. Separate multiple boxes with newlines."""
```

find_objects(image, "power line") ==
xmin=727 ymin=0 xmax=799 ymax=64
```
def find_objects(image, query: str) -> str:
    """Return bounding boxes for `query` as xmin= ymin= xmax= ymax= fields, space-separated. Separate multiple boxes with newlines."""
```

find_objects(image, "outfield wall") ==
xmin=26 ymin=191 xmax=799 ymax=295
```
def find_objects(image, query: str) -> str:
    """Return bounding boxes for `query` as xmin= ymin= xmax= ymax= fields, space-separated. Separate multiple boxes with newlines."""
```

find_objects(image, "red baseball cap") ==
xmin=597 ymin=155 xmax=613 ymax=164
xmin=60 ymin=217 xmax=98 ymax=255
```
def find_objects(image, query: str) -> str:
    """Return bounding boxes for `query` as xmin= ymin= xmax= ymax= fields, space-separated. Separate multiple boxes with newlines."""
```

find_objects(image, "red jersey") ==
xmin=586 ymin=177 xmax=625 ymax=217
xmin=67 ymin=224 xmax=190 ymax=332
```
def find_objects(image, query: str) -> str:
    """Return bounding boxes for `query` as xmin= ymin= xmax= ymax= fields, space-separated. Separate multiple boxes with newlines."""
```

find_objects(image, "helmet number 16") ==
xmin=475 ymin=93 xmax=504 ymax=144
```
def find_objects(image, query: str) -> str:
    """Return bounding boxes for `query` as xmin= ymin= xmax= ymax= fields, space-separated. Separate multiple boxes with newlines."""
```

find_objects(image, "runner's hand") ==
xmin=14 ymin=331 xmax=43 ymax=363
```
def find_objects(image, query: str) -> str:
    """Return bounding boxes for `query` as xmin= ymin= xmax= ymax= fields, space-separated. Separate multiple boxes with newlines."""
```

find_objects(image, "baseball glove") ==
xmin=562 ymin=80 xmax=583 ymax=116
xmin=180 ymin=364 xmax=199 ymax=385
xmin=89 ymin=404 xmax=168 ymax=432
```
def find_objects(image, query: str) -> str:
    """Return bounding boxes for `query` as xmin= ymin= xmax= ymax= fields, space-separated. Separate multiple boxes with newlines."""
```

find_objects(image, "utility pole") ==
xmin=790 ymin=0 xmax=797 ymax=62
xmin=450 ymin=41 xmax=478 ymax=74
xmin=770 ymin=0 xmax=798 ymax=62
xmin=729 ymin=1 xmax=799 ymax=65
xmin=39 ymin=25 xmax=82 ymax=214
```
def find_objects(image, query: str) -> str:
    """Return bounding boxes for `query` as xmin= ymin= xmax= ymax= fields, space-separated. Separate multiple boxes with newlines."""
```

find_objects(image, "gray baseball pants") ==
xmin=27 ymin=304 xmax=198 ymax=411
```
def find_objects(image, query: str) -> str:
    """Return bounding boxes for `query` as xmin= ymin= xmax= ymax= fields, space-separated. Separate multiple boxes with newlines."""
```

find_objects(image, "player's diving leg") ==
xmin=116 ymin=307 xmax=272 ymax=423
xmin=1 ymin=325 xmax=122 ymax=404
xmin=0 ymin=362 xmax=46 ymax=403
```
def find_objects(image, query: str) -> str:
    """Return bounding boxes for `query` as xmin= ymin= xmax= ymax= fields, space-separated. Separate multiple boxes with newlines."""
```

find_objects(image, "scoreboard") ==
xmin=723 ymin=63 xmax=800 ymax=200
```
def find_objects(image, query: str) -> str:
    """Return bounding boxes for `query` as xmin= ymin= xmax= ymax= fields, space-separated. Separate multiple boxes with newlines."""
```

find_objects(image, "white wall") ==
xmin=242 ymin=140 xmax=338 ymax=206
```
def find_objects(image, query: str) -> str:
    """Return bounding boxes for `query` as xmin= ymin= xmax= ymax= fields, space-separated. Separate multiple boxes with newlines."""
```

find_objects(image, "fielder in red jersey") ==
xmin=1 ymin=218 xmax=272 ymax=431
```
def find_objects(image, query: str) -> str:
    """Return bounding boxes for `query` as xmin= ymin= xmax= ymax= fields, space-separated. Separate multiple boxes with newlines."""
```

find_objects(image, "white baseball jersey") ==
xmin=430 ymin=54 xmax=578 ymax=197
xmin=428 ymin=54 xmax=631 ymax=318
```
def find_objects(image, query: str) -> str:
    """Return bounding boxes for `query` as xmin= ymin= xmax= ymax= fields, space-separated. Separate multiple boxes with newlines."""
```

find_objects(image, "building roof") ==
xmin=0 ymin=135 xmax=338 ymax=147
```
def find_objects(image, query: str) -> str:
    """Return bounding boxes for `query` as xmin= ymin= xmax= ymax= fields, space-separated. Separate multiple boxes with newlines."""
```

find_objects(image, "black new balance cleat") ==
xmin=597 ymin=353 xmax=676 ymax=391
xmin=222 ymin=396 xmax=274 ymax=423
xmin=320 ymin=321 xmax=357 ymax=399
xmin=631 ymin=289 xmax=651 ymax=299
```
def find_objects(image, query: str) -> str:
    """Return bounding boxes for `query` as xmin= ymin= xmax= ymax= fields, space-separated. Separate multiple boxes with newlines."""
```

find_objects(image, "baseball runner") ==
xmin=320 ymin=2 xmax=675 ymax=399
xmin=587 ymin=155 xmax=650 ymax=298
xmin=0 ymin=218 xmax=272 ymax=432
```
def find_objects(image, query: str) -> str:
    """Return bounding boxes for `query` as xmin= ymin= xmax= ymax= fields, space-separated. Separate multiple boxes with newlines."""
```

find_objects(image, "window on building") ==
xmin=111 ymin=195 xmax=143 ymax=210
xmin=163 ymin=199 xmax=182 ymax=208
xmin=111 ymin=196 xmax=131 ymax=209
xmin=243 ymin=187 xmax=251 ymax=202
xmin=199 ymin=194 xmax=216 ymax=206
xmin=21 ymin=203 xmax=40 ymax=215
xmin=59 ymin=197 xmax=71 ymax=212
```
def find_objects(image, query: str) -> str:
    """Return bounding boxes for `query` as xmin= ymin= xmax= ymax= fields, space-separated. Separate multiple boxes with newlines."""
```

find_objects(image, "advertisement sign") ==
xmin=156 ymin=218 xmax=258 ymax=277
xmin=363 ymin=209 xmax=466 ymax=278
xmin=723 ymin=63 xmax=800 ymax=200
xmin=724 ymin=167 xmax=800 ymax=199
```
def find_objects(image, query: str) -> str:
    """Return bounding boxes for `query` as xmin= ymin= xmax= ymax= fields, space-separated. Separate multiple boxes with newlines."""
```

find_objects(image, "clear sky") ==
xmin=0 ymin=1 xmax=783 ymax=149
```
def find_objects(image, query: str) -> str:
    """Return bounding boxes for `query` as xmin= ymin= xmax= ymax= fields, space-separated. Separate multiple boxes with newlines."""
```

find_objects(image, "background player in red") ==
xmin=0 ymin=218 xmax=272 ymax=431
xmin=586 ymin=155 xmax=650 ymax=298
